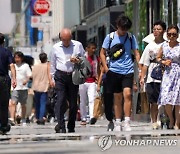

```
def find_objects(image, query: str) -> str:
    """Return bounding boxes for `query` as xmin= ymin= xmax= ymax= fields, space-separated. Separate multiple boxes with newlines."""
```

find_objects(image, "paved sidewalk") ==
xmin=0 ymin=119 xmax=179 ymax=154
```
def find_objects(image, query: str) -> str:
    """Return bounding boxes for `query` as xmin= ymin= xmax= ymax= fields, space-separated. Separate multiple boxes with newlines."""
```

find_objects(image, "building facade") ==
xmin=51 ymin=0 xmax=80 ymax=42
xmin=82 ymin=0 xmax=122 ymax=48
xmin=77 ymin=0 xmax=179 ymax=52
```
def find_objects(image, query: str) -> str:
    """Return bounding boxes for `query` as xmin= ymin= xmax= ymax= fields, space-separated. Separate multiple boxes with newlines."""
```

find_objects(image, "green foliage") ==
xmin=138 ymin=0 xmax=147 ymax=53
xmin=125 ymin=0 xmax=147 ymax=54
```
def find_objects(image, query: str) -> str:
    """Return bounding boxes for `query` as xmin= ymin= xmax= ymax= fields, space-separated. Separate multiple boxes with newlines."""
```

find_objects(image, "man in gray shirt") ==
xmin=50 ymin=28 xmax=85 ymax=133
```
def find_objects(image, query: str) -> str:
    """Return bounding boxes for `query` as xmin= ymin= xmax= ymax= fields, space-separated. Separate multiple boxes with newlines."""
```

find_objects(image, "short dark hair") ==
xmin=39 ymin=52 xmax=47 ymax=63
xmin=153 ymin=20 xmax=166 ymax=30
xmin=0 ymin=33 xmax=5 ymax=45
xmin=14 ymin=51 xmax=24 ymax=61
xmin=167 ymin=24 xmax=179 ymax=33
xmin=116 ymin=15 xmax=132 ymax=31
xmin=86 ymin=41 xmax=97 ymax=48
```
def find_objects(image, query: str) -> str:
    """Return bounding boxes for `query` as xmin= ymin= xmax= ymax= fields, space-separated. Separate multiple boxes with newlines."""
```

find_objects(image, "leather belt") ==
xmin=57 ymin=70 xmax=72 ymax=75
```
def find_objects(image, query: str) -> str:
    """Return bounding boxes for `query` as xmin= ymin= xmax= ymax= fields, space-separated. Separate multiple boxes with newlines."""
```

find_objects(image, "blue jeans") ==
xmin=34 ymin=91 xmax=48 ymax=120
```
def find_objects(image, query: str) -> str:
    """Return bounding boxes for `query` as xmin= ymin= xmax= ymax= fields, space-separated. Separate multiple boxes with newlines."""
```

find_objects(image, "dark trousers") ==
xmin=0 ymin=76 xmax=10 ymax=127
xmin=54 ymin=70 xmax=78 ymax=130
xmin=103 ymin=78 xmax=114 ymax=122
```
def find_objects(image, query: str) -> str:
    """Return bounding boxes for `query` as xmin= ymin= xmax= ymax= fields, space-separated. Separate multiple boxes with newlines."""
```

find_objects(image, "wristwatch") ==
xmin=133 ymin=82 xmax=137 ymax=85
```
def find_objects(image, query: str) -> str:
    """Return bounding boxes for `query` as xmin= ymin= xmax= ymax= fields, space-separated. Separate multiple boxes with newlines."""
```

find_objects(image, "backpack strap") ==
xmin=108 ymin=32 xmax=115 ymax=50
xmin=123 ymin=33 xmax=129 ymax=44
xmin=127 ymin=32 xmax=133 ymax=50
xmin=109 ymin=32 xmax=133 ymax=49
xmin=127 ymin=32 xmax=135 ymax=61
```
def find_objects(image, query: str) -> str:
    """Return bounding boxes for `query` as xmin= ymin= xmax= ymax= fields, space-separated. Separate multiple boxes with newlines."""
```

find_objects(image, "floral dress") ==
xmin=158 ymin=42 xmax=180 ymax=105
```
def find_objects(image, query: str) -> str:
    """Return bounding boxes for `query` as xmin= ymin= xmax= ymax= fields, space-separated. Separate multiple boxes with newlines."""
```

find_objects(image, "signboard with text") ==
xmin=31 ymin=16 xmax=52 ymax=28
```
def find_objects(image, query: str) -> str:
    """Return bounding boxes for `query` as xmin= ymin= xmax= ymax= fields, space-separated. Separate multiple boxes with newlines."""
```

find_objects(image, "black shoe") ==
xmin=16 ymin=116 xmax=21 ymax=124
xmin=26 ymin=118 xmax=30 ymax=124
xmin=54 ymin=124 xmax=66 ymax=133
xmin=90 ymin=118 xmax=97 ymax=125
xmin=0 ymin=124 xmax=11 ymax=135
xmin=68 ymin=129 xmax=75 ymax=133
xmin=107 ymin=121 xmax=114 ymax=131
xmin=37 ymin=120 xmax=45 ymax=125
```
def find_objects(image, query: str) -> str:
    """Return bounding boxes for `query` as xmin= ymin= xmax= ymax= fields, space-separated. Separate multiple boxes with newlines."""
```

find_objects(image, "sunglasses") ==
xmin=167 ymin=33 xmax=178 ymax=37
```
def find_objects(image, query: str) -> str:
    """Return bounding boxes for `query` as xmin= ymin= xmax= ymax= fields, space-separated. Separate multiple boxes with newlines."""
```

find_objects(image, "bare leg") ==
xmin=175 ymin=105 xmax=180 ymax=129
xmin=113 ymin=93 xmax=123 ymax=119
xmin=9 ymin=100 xmax=16 ymax=121
xmin=123 ymin=88 xmax=132 ymax=117
xmin=151 ymin=103 xmax=158 ymax=123
xmin=165 ymin=104 xmax=174 ymax=128
xmin=21 ymin=104 xmax=26 ymax=120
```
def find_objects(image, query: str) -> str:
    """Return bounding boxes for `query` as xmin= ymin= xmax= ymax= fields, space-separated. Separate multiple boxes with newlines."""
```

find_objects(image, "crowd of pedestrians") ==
xmin=0 ymin=15 xmax=179 ymax=135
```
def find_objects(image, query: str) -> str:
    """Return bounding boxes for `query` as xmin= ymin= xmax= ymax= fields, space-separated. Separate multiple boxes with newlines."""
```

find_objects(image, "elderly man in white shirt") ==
xmin=50 ymin=28 xmax=85 ymax=133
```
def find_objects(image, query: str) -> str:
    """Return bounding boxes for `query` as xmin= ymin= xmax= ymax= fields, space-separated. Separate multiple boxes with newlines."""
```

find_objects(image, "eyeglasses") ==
xmin=167 ymin=33 xmax=178 ymax=37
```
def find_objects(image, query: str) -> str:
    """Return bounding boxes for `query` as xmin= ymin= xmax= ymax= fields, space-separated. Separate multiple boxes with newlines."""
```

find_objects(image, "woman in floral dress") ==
xmin=157 ymin=25 xmax=180 ymax=129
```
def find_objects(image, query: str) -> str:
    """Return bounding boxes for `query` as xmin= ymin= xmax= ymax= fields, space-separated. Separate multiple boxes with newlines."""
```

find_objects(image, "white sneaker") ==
xmin=21 ymin=119 xmax=27 ymax=126
xmin=152 ymin=122 xmax=159 ymax=130
xmin=50 ymin=117 xmax=55 ymax=124
xmin=124 ymin=121 xmax=132 ymax=131
xmin=114 ymin=122 xmax=122 ymax=132
xmin=107 ymin=122 xmax=114 ymax=131
xmin=174 ymin=125 xmax=179 ymax=130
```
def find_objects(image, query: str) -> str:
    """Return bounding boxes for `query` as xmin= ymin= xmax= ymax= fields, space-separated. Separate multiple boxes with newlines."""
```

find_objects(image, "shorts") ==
xmin=106 ymin=70 xmax=134 ymax=93
xmin=146 ymin=82 xmax=161 ymax=104
xmin=11 ymin=90 xmax=28 ymax=104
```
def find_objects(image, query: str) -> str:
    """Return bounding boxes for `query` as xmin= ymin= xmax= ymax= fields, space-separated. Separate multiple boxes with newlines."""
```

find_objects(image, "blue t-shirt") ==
xmin=102 ymin=32 xmax=138 ymax=74
xmin=0 ymin=46 xmax=13 ymax=76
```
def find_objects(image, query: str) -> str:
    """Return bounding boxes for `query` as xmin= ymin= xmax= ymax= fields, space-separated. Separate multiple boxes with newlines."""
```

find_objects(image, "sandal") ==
xmin=80 ymin=120 xmax=87 ymax=125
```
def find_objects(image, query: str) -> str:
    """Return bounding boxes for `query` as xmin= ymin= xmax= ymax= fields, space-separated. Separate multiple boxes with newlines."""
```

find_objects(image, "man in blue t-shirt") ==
xmin=100 ymin=15 xmax=141 ymax=131
xmin=0 ymin=33 xmax=16 ymax=134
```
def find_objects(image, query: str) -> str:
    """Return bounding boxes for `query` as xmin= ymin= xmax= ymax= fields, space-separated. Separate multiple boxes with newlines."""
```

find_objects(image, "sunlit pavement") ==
xmin=0 ymin=119 xmax=179 ymax=154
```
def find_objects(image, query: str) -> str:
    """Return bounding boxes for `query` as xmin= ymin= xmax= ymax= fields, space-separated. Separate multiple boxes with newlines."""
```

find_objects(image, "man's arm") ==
xmin=133 ymin=49 xmax=142 ymax=78
xmin=50 ymin=48 xmax=57 ymax=80
xmin=47 ymin=61 xmax=55 ymax=87
xmin=97 ymin=66 xmax=104 ymax=92
xmin=9 ymin=63 xmax=16 ymax=88
xmin=100 ymin=48 xmax=108 ymax=73
xmin=71 ymin=42 xmax=85 ymax=64
xmin=156 ymin=47 xmax=171 ymax=66
xmin=140 ymin=65 xmax=148 ymax=87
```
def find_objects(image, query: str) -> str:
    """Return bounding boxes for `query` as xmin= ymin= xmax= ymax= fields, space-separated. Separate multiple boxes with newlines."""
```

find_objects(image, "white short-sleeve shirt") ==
xmin=14 ymin=63 xmax=32 ymax=90
xmin=139 ymin=41 xmax=164 ymax=83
